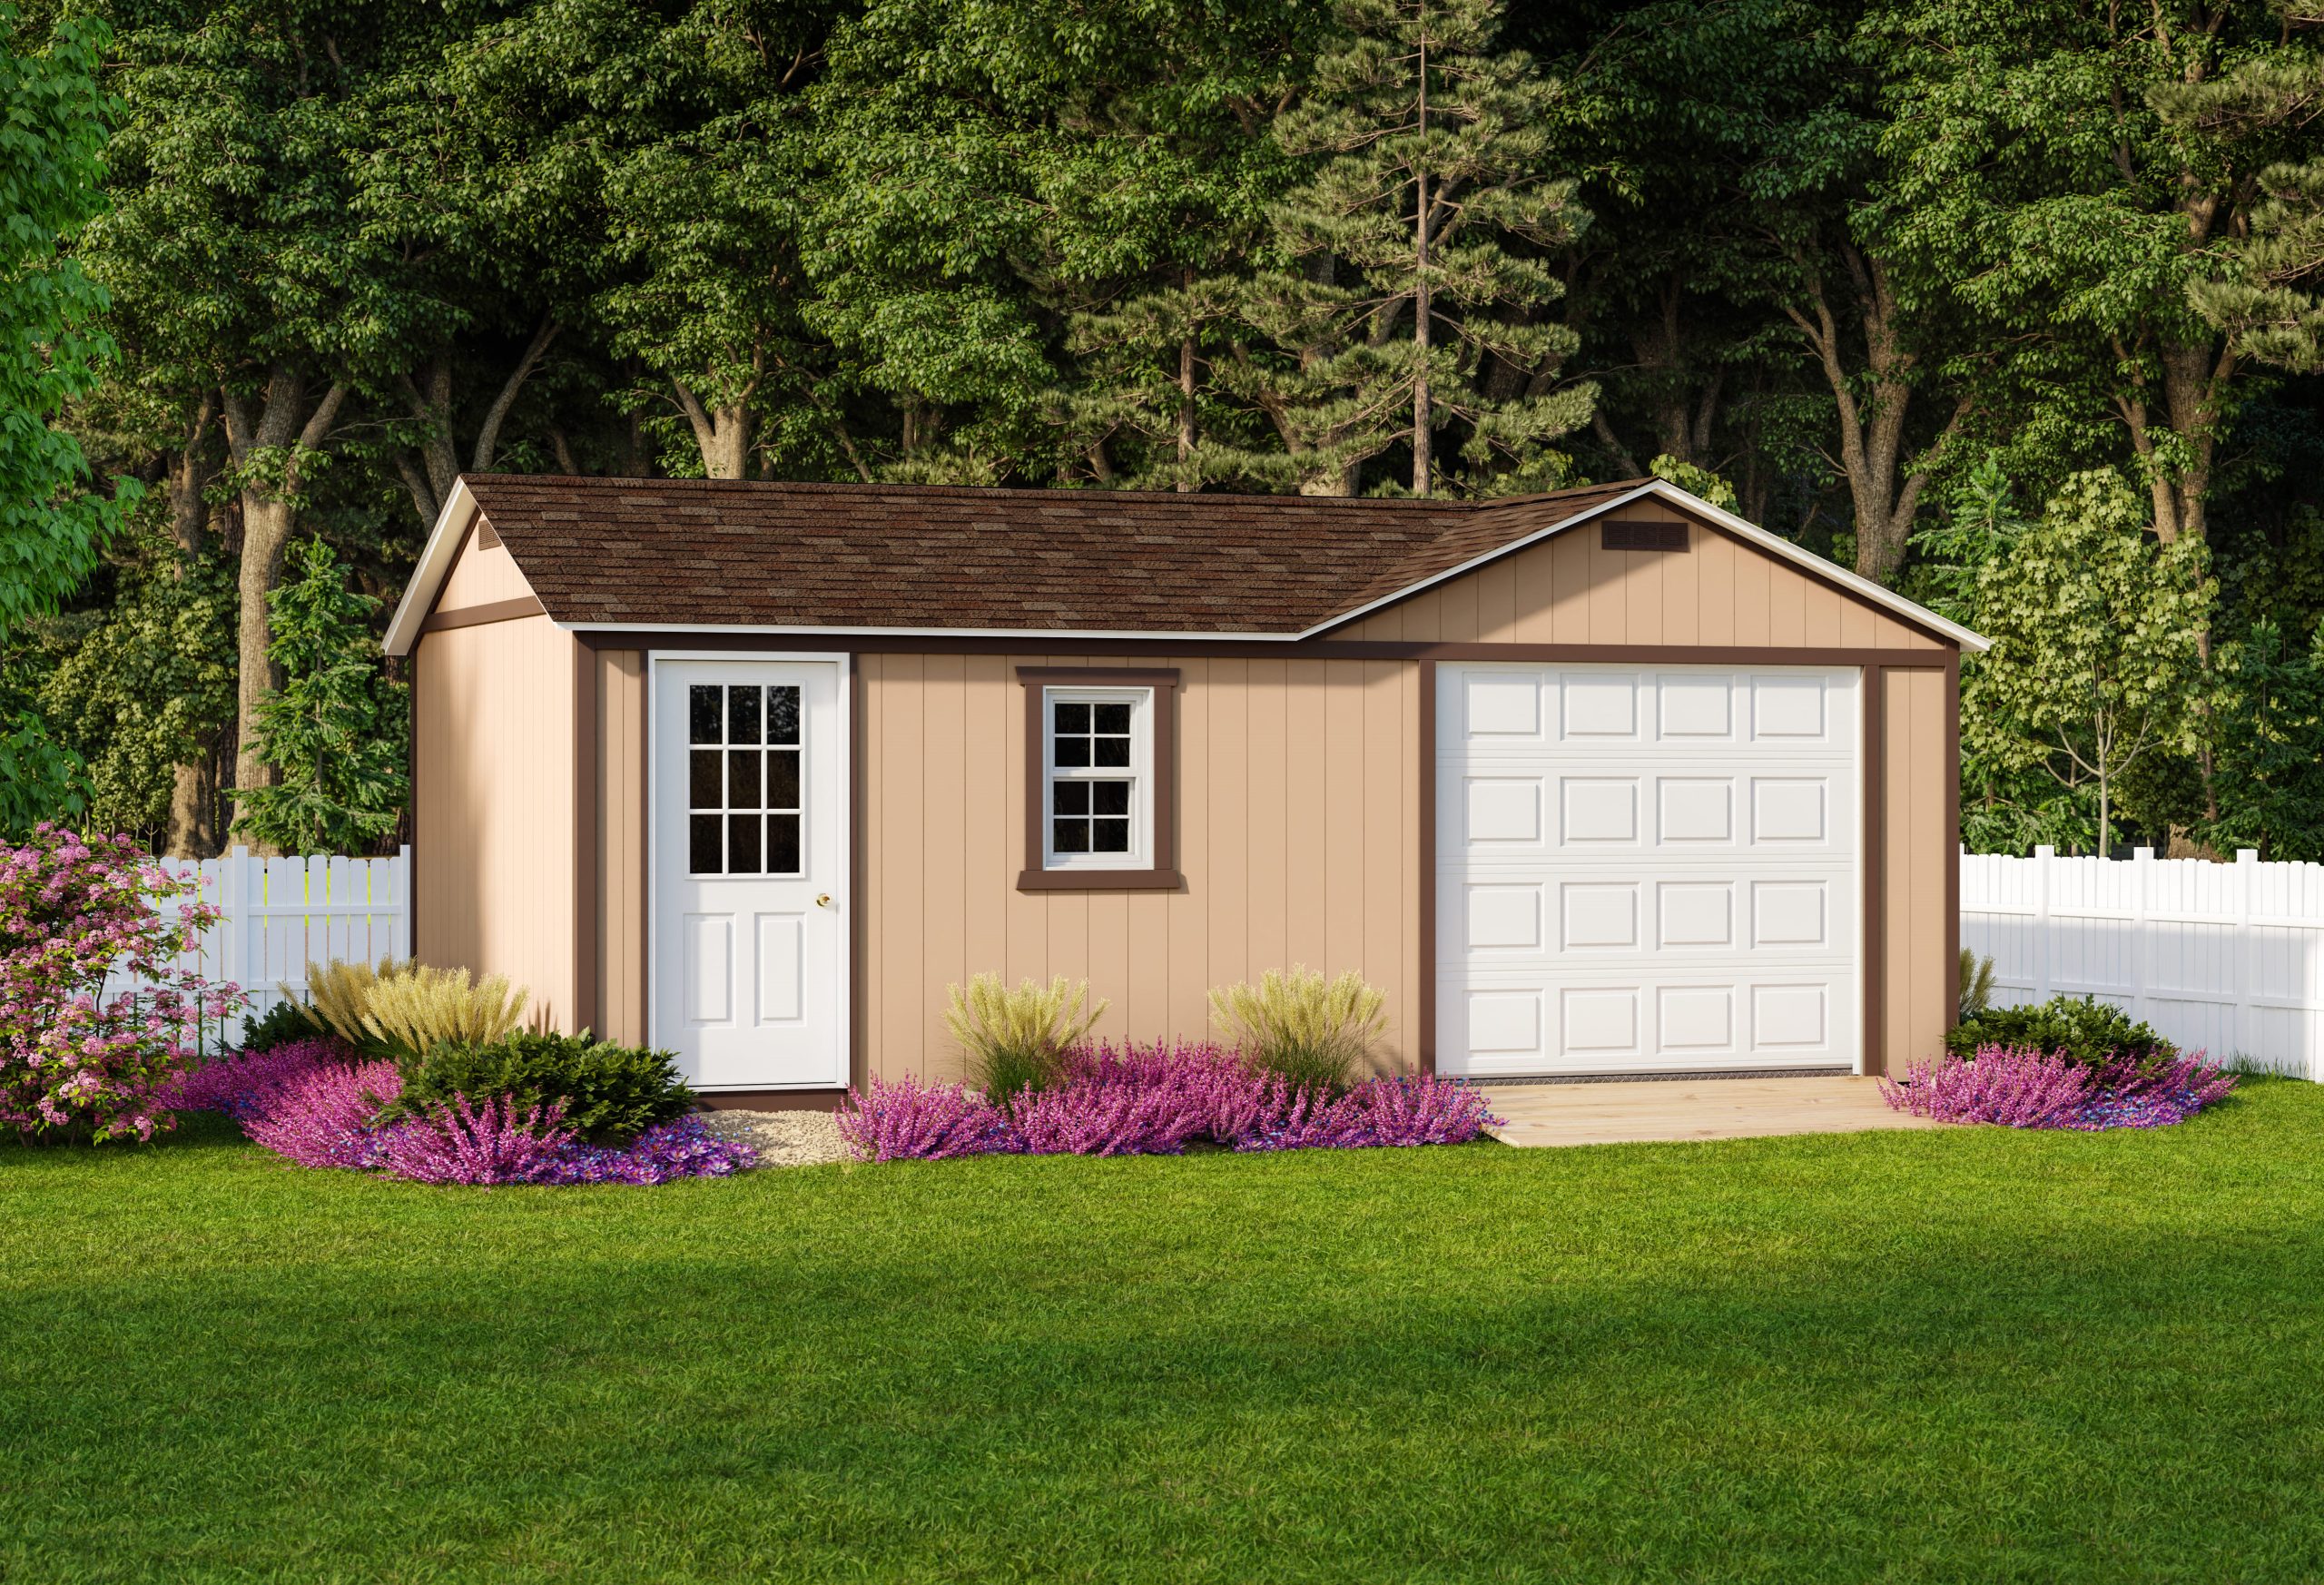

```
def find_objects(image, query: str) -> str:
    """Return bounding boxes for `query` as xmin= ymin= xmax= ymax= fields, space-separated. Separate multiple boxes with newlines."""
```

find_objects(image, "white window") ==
xmin=1043 ymin=686 xmax=1152 ymax=869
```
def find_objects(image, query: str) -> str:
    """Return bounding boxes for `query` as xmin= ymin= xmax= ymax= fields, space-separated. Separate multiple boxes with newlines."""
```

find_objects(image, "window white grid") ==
xmin=1044 ymin=687 xmax=1152 ymax=870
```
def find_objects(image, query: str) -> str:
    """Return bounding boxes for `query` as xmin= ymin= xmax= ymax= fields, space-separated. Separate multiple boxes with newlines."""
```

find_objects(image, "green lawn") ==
xmin=5 ymin=1085 xmax=2323 ymax=1583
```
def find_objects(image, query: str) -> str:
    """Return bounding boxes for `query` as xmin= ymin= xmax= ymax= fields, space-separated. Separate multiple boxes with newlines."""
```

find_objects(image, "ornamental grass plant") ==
xmin=942 ymin=973 xmax=1108 ymax=1109
xmin=1208 ymin=966 xmax=1387 ymax=1097
xmin=356 ymin=964 xmax=527 ymax=1059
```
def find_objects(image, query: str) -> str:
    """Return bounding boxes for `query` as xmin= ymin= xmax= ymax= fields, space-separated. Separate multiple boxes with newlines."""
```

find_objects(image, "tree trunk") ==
xmin=219 ymin=369 xmax=346 ymax=857
xmin=674 ymin=357 xmax=761 ymax=480
xmin=1785 ymin=247 xmax=1965 ymax=585
xmin=164 ymin=404 xmax=217 ymax=858
xmin=1411 ymin=50 xmax=1432 ymax=498
xmin=231 ymin=491 xmax=297 ymax=845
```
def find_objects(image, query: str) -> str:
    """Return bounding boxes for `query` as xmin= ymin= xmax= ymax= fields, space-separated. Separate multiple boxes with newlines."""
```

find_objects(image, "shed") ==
xmin=383 ymin=476 xmax=1985 ymax=1104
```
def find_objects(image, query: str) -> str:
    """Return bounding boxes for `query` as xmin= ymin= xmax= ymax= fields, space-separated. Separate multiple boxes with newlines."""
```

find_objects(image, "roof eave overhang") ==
xmin=384 ymin=478 xmax=479 ymax=656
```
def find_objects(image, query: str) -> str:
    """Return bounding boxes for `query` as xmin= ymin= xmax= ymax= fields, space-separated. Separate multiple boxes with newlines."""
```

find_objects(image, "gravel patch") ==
xmin=696 ymin=1109 xmax=852 ymax=1169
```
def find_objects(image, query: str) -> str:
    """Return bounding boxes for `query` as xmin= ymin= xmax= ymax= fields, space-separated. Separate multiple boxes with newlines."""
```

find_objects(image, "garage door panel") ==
xmin=1440 ymin=664 xmax=1859 ymax=1076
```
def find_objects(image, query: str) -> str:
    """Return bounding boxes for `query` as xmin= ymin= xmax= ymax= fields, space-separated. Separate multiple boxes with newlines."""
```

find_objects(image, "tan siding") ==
xmin=1881 ymin=666 xmax=1952 ymax=1071
xmin=413 ymin=614 xmax=577 ymax=1029
xmin=594 ymin=648 xmax=646 ymax=1045
xmin=1340 ymin=501 xmax=1941 ymax=650
xmin=438 ymin=519 xmax=533 ymax=608
xmin=858 ymin=654 xmax=1426 ymax=1082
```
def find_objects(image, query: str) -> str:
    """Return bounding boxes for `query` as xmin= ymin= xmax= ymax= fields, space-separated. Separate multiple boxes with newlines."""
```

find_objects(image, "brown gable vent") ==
xmin=1602 ymin=518 xmax=1689 ymax=553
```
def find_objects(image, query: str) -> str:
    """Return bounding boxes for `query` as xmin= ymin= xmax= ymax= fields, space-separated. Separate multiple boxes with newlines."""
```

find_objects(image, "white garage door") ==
xmin=1438 ymin=665 xmax=1860 ymax=1077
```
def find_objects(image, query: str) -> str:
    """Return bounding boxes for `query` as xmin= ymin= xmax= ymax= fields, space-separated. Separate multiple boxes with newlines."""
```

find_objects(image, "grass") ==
xmin=5 ymin=1085 xmax=2324 ymax=1583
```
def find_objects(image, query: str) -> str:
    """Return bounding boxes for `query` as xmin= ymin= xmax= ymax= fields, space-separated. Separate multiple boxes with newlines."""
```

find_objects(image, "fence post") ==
xmin=2034 ymin=844 xmax=2055 ymax=1004
xmin=2131 ymin=846 xmax=2152 ymax=1029
xmin=395 ymin=843 xmax=413 ymax=961
xmin=2235 ymin=848 xmax=2258 ymax=1066
xmin=231 ymin=846 xmax=256 ymax=1035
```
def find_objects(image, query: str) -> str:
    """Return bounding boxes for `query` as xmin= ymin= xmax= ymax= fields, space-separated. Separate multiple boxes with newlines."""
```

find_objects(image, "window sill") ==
xmin=1016 ymin=868 xmax=1185 ymax=892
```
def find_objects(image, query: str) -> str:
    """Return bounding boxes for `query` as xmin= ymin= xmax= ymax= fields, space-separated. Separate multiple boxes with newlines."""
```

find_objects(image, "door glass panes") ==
xmin=686 ymin=683 xmax=805 ymax=876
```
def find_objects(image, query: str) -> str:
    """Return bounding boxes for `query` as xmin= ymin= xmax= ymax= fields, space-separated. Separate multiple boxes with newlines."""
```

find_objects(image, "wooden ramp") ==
xmin=1480 ymin=1075 xmax=1945 ymax=1148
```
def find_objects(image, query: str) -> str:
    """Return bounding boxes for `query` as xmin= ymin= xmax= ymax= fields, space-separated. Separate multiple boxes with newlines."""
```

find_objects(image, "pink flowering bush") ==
xmin=1882 ymin=1044 xmax=2237 ymax=1130
xmin=838 ymin=1039 xmax=1502 ymax=1161
xmin=241 ymin=1058 xmax=406 ymax=1169
xmin=0 ymin=825 xmax=243 ymax=1141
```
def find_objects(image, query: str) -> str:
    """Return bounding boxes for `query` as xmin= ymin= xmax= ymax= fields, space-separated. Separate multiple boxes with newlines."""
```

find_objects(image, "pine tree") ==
xmin=231 ymin=539 xmax=407 ymax=855
xmin=1222 ymin=0 xmax=1596 ymax=496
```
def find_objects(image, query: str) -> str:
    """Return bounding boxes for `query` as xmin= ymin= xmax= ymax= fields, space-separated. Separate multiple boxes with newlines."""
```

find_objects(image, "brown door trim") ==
xmin=572 ymin=640 xmax=599 ymax=1036
xmin=1416 ymin=659 xmax=1437 ymax=1078
xmin=1862 ymin=665 xmax=1888 ymax=1078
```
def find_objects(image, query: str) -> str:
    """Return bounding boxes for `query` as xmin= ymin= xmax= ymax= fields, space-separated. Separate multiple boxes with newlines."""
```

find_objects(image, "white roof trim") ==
xmin=384 ymin=478 xmax=479 ymax=656
xmin=1307 ymin=479 xmax=1988 ymax=652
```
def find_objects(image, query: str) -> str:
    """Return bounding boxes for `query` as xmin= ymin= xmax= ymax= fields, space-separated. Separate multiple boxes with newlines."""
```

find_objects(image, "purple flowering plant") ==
xmin=0 ymin=825 xmax=243 ymax=1142
xmin=838 ymin=1039 xmax=1503 ymax=1161
xmin=167 ymin=1034 xmax=758 ymax=1186
xmin=1881 ymin=1043 xmax=2237 ymax=1130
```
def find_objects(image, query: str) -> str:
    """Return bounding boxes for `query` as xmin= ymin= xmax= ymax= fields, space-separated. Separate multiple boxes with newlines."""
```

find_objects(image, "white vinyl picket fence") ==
xmin=103 ymin=846 xmax=411 ymax=1050
xmin=1961 ymin=845 xmax=2324 ymax=1078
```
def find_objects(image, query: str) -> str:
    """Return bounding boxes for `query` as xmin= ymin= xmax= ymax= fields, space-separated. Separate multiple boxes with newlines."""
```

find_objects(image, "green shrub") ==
xmin=237 ymin=999 xmax=324 ymax=1055
xmin=380 ymin=1032 xmax=694 ymax=1143
xmin=1945 ymin=995 xmax=2177 ymax=1070
xmin=1209 ymin=966 xmax=1387 ymax=1097
xmin=943 ymin=974 xmax=1108 ymax=1109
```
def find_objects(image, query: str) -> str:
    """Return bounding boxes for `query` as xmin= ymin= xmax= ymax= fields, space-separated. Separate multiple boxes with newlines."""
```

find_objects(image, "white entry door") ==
xmin=651 ymin=657 xmax=848 ymax=1089
xmin=1438 ymin=664 xmax=1860 ymax=1077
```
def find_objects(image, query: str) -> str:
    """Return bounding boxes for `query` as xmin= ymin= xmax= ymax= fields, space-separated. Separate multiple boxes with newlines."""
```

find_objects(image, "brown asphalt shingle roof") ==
xmin=462 ymin=475 xmax=1650 ymax=635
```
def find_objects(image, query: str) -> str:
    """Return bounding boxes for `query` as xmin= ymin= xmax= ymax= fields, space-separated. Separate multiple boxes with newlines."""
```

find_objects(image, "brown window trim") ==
xmin=1016 ymin=667 xmax=1182 ymax=891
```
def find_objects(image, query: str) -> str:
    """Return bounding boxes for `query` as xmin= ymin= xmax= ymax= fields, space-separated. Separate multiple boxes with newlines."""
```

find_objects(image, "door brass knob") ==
xmin=815 ymin=893 xmax=832 ymax=907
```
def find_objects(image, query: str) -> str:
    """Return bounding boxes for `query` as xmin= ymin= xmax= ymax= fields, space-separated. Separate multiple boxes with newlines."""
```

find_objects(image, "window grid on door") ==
xmin=1046 ymin=689 xmax=1147 ymax=864
xmin=687 ymin=683 xmax=803 ymax=876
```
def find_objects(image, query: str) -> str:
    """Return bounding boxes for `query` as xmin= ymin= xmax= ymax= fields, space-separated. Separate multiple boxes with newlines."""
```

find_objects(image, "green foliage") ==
xmin=1962 ymin=473 xmax=2214 ymax=855
xmin=1224 ymin=0 xmax=1594 ymax=496
xmin=35 ymin=531 xmax=234 ymax=845
xmin=2200 ymin=617 xmax=2324 ymax=861
xmin=0 ymin=642 xmax=84 ymax=838
xmin=382 ymin=1032 xmax=694 ymax=1144
xmin=231 ymin=539 xmax=406 ymax=854
xmin=235 ymin=999 xmax=324 ymax=1057
xmin=1945 ymin=995 xmax=2177 ymax=1072
xmin=0 ymin=7 xmax=138 ymax=631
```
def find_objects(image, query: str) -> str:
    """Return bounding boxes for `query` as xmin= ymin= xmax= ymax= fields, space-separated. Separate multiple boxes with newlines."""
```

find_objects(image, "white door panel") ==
xmin=1439 ymin=665 xmax=1860 ymax=1076
xmin=652 ymin=657 xmax=848 ymax=1089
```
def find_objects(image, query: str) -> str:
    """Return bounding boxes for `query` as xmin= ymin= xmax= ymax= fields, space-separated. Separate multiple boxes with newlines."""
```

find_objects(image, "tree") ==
xmin=0 ymin=7 xmax=135 ymax=631
xmin=231 ymin=537 xmax=406 ymax=855
xmin=1965 ymin=473 xmax=2214 ymax=857
xmin=2201 ymin=616 xmax=2324 ymax=858
xmin=37 ymin=526 xmax=235 ymax=851
xmin=2169 ymin=1 xmax=2324 ymax=376
xmin=1871 ymin=0 xmax=2324 ymax=546
xmin=1222 ymin=0 xmax=1594 ymax=496
xmin=86 ymin=3 xmax=407 ymax=821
